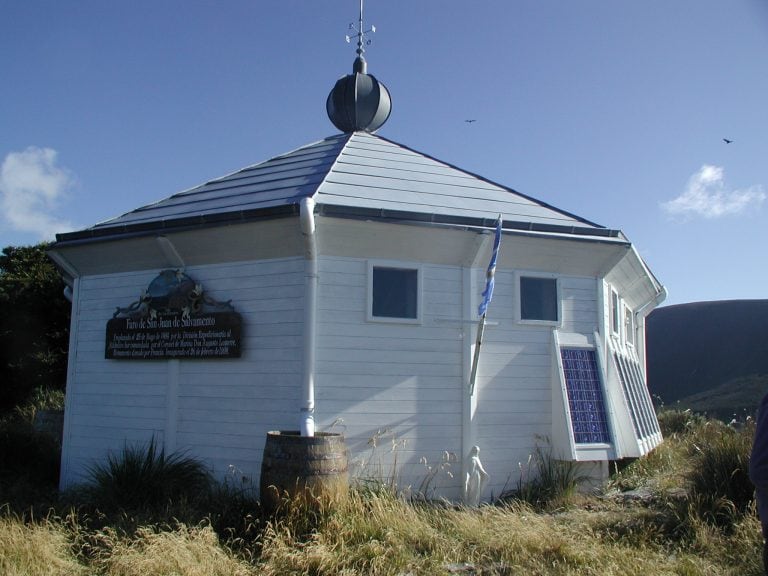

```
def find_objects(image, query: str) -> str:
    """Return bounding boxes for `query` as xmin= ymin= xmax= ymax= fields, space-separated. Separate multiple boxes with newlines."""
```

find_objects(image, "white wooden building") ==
xmin=49 ymin=46 xmax=665 ymax=502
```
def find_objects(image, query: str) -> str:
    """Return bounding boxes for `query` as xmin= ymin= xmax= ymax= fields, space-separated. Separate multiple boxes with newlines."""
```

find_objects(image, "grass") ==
xmin=0 ymin=409 xmax=764 ymax=575
xmin=501 ymin=440 xmax=584 ymax=510
xmin=0 ymin=513 xmax=87 ymax=576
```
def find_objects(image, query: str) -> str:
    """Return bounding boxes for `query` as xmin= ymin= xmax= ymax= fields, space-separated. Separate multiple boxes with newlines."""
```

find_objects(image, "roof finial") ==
xmin=327 ymin=0 xmax=391 ymax=133
xmin=345 ymin=0 xmax=375 ymax=72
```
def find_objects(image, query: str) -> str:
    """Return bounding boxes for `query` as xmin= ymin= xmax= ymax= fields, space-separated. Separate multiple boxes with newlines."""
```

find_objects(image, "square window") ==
xmin=371 ymin=266 xmax=419 ymax=320
xmin=520 ymin=276 xmax=558 ymax=322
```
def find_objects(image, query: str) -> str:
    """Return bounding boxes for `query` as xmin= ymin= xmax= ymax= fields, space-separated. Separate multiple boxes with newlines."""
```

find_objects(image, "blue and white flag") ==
xmin=478 ymin=216 xmax=502 ymax=317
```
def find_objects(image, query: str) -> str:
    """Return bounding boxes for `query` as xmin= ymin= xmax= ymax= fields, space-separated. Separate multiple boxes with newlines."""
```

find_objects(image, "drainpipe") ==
xmin=300 ymin=197 xmax=318 ymax=437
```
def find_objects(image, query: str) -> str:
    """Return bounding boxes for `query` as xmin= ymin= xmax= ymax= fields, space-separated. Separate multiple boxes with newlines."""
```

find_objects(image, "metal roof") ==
xmin=55 ymin=131 xmax=621 ymax=244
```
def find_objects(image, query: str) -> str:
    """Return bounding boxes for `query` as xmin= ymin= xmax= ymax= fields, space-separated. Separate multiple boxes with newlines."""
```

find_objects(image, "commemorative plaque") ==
xmin=106 ymin=270 xmax=242 ymax=360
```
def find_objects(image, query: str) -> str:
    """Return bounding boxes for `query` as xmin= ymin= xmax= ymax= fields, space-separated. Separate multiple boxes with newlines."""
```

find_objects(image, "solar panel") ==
xmin=610 ymin=342 xmax=660 ymax=441
xmin=560 ymin=348 xmax=611 ymax=444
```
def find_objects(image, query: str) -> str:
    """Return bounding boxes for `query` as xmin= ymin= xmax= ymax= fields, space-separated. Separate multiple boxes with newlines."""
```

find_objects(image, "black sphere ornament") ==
xmin=326 ymin=56 xmax=392 ymax=133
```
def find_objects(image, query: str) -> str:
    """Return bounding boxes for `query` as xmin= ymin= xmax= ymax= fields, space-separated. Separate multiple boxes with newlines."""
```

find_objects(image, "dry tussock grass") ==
xmin=0 ymin=411 xmax=763 ymax=575
xmin=0 ymin=494 xmax=762 ymax=576
xmin=0 ymin=514 xmax=85 ymax=576
xmin=98 ymin=524 xmax=251 ymax=576
xmin=257 ymin=490 xmax=763 ymax=575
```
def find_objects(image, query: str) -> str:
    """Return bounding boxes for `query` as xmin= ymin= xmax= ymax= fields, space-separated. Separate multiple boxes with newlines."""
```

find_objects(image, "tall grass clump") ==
xmin=610 ymin=409 xmax=703 ymax=493
xmin=0 ymin=513 xmax=86 ymax=576
xmin=502 ymin=442 xmax=583 ymax=509
xmin=685 ymin=418 xmax=755 ymax=528
xmin=96 ymin=523 xmax=252 ymax=576
xmin=657 ymin=407 xmax=705 ymax=437
xmin=84 ymin=437 xmax=212 ymax=513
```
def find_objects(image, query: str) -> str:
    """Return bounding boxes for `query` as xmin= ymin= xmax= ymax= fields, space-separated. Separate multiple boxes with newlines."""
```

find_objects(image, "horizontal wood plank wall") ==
xmin=63 ymin=269 xmax=169 ymax=486
xmin=315 ymin=256 xmax=464 ymax=499
xmin=61 ymin=258 xmax=304 ymax=488
xmin=175 ymin=258 xmax=304 ymax=482
xmin=473 ymin=271 xmax=599 ymax=498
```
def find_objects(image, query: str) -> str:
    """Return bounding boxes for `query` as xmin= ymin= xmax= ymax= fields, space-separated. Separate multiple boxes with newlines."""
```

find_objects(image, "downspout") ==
xmin=300 ymin=197 xmax=318 ymax=437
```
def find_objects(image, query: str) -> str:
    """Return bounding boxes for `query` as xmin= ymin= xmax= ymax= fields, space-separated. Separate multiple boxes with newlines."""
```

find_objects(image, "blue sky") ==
xmin=2 ymin=0 xmax=767 ymax=306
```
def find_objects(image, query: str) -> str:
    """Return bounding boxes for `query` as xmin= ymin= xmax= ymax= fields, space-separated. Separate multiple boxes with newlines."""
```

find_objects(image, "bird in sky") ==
xmin=723 ymin=138 xmax=733 ymax=144
xmin=465 ymin=119 xmax=476 ymax=123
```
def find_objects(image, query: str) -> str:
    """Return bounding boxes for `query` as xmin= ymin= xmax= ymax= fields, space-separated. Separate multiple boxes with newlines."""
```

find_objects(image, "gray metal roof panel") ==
xmin=56 ymin=131 xmax=612 ymax=244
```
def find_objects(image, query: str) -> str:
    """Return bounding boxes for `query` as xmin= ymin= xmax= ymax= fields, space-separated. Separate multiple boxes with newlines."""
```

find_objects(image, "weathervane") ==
xmin=345 ymin=0 xmax=375 ymax=57
xmin=326 ymin=0 xmax=391 ymax=133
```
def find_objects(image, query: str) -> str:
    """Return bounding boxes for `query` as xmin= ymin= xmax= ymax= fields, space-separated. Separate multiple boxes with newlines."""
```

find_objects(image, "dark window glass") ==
xmin=520 ymin=277 xmax=558 ymax=321
xmin=372 ymin=267 xmax=418 ymax=319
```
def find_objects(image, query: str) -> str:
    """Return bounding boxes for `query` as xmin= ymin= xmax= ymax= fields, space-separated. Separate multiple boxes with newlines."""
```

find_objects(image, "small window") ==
xmin=611 ymin=290 xmax=620 ymax=335
xmin=624 ymin=305 xmax=635 ymax=346
xmin=370 ymin=265 xmax=419 ymax=321
xmin=520 ymin=276 xmax=558 ymax=322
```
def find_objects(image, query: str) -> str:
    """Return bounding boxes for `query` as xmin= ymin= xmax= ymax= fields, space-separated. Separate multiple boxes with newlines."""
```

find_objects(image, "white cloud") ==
xmin=0 ymin=146 xmax=76 ymax=240
xmin=661 ymin=164 xmax=766 ymax=219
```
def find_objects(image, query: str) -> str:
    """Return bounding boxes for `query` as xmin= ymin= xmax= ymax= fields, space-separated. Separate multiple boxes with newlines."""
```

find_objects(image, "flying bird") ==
xmin=465 ymin=119 xmax=476 ymax=123
xmin=723 ymin=138 xmax=733 ymax=144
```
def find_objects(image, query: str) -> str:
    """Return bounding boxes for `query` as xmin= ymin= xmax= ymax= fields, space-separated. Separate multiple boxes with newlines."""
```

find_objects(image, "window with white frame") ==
xmin=610 ymin=290 xmax=620 ymax=335
xmin=624 ymin=304 xmax=635 ymax=346
xmin=368 ymin=264 xmax=420 ymax=322
xmin=520 ymin=276 xmax=558 ymax=322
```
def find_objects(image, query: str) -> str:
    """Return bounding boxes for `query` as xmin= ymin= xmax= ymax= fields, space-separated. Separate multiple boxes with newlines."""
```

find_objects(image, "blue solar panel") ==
xmin=611 ymin=346 xmax=660 ymax=441
xmin=561 ymin=348 xmax=611 ymax=444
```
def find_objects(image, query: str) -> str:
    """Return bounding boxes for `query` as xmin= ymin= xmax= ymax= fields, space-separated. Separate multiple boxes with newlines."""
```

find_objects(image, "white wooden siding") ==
xmin=60 ymin=258 xmax=305 ymax=488
xmin=314 ymin=256 xmax=464 ymax=498
xmin=61 ymin=246 xmax=609 ymax=503
xmin=472 ymin=270 xmax=599 ymax=497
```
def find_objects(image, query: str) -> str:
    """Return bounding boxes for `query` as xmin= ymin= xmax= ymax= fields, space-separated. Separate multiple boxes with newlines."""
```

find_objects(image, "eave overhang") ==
xmin=51 ymin=200 xmax=625 ymax=251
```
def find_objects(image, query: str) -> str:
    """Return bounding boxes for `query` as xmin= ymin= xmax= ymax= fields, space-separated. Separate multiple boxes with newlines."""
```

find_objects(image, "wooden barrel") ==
xmin=260 ymin=431 xmax=348 ymax=513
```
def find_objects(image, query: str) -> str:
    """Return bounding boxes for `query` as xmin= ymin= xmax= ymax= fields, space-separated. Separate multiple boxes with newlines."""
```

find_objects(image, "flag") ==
xmin=477 ymin=216 xmax=502 ymax=317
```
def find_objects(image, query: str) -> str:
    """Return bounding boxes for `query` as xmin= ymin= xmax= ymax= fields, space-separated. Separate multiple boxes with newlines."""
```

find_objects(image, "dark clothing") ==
xmin=750 ymin=392 xmax=768 ymax=575
xmin=750 ymin=394 xmax=768 ymax=497
xmin=751 ymin=393 xmax=768 ymax=529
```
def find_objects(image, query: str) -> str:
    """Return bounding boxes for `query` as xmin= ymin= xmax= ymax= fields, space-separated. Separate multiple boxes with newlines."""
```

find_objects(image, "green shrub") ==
xmin=84 ymin=438 xmax=212 ymax=513
xmin=0 ymin=416 xmax=61 ymax=507
xmin=14 ymin=387 xmax=65 ymax=424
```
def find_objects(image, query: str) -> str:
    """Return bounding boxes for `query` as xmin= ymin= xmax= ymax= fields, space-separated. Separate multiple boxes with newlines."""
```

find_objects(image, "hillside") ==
xmin=646 ymin=299 xmax=768 ymax=418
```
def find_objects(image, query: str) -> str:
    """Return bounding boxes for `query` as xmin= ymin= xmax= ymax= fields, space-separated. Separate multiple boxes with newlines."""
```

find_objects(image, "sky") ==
xmin=2 ymin=0 xmax=767 ymax=307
